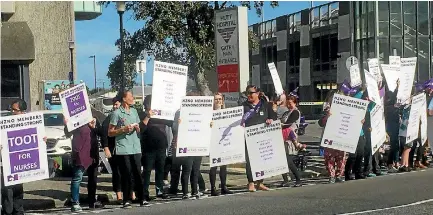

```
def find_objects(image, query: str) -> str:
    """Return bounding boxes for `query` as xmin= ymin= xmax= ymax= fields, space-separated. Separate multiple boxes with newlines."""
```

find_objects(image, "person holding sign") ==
xmin=241 ymin=85 xmax=277 ymax=192
xmin=108 ymin=91 xmax=146 ymax=208
xmin=398 ymin=103 xmax=413 ymax=172
xmin=384 ymin=79 xmax=401 ymax=173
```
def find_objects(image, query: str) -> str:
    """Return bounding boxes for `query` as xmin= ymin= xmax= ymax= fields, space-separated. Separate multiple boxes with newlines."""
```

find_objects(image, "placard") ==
xmin=368 ymin=58 xmax=382 ymax=83
xmin=370 ymin=104 xmax=386 ymax=154
xmin=245 ymin=120 xmax=289 ymax=181
xmin=349 ymin=64 xmax=362 ymax=88
xmin=397 ymin=57 xmax=417 ymax=104
xmin=59 ymin=83 xmax=92 ymax=132
xmin=209 ymin=107 xmax=245 ymax=167
xmin=405 ymin=93 xmax=424 ymax=143
xmin=268 ymin=62 xmax=284 ymax=95
xmin=420 ymin=95 xmax=428 ymax=145
xmin=151 ymin=61 xmax=188 ymax=120
xmin=176 ymin=96 xmax=214 ymax=157
xmin=0 ymin=112 xmax=49 ymax=186
xmin=381 ymin=64 xmax=400 ymax=92
xmin=364 ymin=70 xmax=381 ymax=105
xmin=389 ymin=56 xmax=401 ymax=67
xmin=320 ymin=94 xmax=369 ymax=153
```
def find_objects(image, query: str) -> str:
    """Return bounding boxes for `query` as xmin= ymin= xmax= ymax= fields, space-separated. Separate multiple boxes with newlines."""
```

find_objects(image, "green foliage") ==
xmin=103 ymin=1 xmax=278 ymax=95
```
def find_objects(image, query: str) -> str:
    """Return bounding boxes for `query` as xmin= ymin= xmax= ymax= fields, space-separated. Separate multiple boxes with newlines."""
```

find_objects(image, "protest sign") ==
xmin=397 ymin=57 xmax=417 ymax=104
xmin=381 ymin=64 xmax=400 ymax=92
xmin=405 ymin=93 xmax=424 ymax=143
xmin=349 ymin=64 xmax=362 ymax=88
xmin=321 ymin=94 xmax=369 ymax=153
xmin=0 ymin=112 xmax=49 ymax=186
xmin=389 ymin=56 xmax=401 ymax=67
xmin=268 ymin=62 xmax=284 ymax=95
xmin=420 ymin=95 xmax=428 ymax=145
xmin=245 ymin=120 xmax=289 ymax=181
xmin=368 ymin=58 xmax=382 ymax=83
xmin=59 ymin=83 xmax=92 ymax=132
xmin=369 ymin=104 xmax=386 ymax=154
xmin=151 ymin=61 xmax=188 ymax=120
xmin=176 ymin=96 xmax=214 ymax=157
xmin=364 ymin=70 xmax=381 ymax=105
xmin=209 ymin=106 xmax=245 ymax=167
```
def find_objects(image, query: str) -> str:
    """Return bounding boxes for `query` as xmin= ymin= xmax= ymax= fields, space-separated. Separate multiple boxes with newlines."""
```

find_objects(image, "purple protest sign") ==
xmin=9 ymin=149 xmax=40 ymax=174
xmin=7 ymin=127 xmax=39 ymax=152
xmin=66 ymin=91 xmax=87 ymax=117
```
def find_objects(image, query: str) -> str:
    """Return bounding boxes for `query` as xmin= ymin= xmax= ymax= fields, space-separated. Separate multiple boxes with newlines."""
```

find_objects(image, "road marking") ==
xmin=337 ymin=199 xmax=433 ymax=215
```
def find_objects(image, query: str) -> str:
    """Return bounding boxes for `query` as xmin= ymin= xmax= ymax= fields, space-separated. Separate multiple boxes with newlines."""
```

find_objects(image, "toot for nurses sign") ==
xmin=59 ymin=83 xmax=92 ymax=132
xmin=1 ymin=112 xmax=49 ymax=186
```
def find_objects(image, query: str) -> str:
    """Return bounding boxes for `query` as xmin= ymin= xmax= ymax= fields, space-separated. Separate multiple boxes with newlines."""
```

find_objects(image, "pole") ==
xmin=70 ymin=48 xmax=74 ymax=84
xmin=141 ymin=71 xmax=145 ymax=109
xmin=119 ymin=11 xmax=125 ymax=92
xmin=93 ymin=55 xmax=97 ymax=90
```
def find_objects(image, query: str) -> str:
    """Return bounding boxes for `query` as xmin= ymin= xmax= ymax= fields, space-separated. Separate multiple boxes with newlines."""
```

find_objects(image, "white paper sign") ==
xmin=397 ymin=57 xmax=417 ymax=104
xmin=381 ymin=64 xmax=400 ymax=92
xmin=176 ymin=96 xmax=214 ymax=157
xmin=364 ymin=70 xmax=381 ymax=105
xmin=1 ymin=112 xmax=49 ymax=186
xmin=209 ymin=107 xmax=245 ymax=167
xmin=370 ymin=104 xmax=386 ymax=154
xmin=405 ymin=93 xmax=424 ymax=143
xmin=268 ymin=62 xmax=284 ymax=95
xmin=245 ymin=120 xmax=289 ymax=181
xmin=368 ymin=58 xmax=382 ymax=83
xmin=59 ymin=83 xmax=92 ymax=132
xmin=389 ymin=56 xmax=401 ymax=67
xmin=151 ymin=61 xmax=188 ymax=120
xmin=321 ymin=94 xmax=369 ymax=153
xmin=420 ymin=95 xmax=428 ymax=145
xmin=349 ymin=64 xmax=362 ymax=88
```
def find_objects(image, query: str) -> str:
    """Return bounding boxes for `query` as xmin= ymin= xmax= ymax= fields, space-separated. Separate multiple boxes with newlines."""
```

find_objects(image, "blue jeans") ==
xmin=71 ymin=166 xmax=85 ymax=204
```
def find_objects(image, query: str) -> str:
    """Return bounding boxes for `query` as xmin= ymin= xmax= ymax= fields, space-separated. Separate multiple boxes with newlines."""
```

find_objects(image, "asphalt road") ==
xmin=32 ymin=169 xmax=433 ymax=215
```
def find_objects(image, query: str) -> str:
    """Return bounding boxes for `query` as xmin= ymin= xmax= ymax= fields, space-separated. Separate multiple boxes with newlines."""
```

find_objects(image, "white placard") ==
xmin=268 ymin=62 xmax=284 ymax=95
xmin=405 ymin=93 xmax=424 ymax=143
xmin=1 ymin=112 xmax=49 ymax=186
xmin=389 ymin=56 xmax=401 ymax=67
xmin=209 ymin=107 xmax=245 ymax=167
xmin=368 ymin=58 xmax=382 ymax=83
xmin=420 ymin=95 xmax=428 ymax=145
xmin=59 ymin=83 xmax=92 ymax=132
xmin=349 ymin=64 xmax=362 ymax=88
xmin=245 ymin=120 xmax=289 ymax=181
xmin=397 ymin=57 xmax=417 ymax=104
xmin=364 ymin=70 xmax=381 ymax=105
xmin=321 ymin=94 xmax=369 ymax=153
xmin=151 ymin=61 xmax=188 ymax=120
xmin=381 ymin=64 xmax=400 ymax=92
xmin=370 ymin=104 xmax=386 ymax=154
xmin=176 ymin=96 xmax=214 ymax=157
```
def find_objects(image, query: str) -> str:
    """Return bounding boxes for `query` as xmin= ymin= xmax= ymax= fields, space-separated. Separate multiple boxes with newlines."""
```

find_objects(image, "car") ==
xmin=42 ymin=110 xmax=72 ymax=156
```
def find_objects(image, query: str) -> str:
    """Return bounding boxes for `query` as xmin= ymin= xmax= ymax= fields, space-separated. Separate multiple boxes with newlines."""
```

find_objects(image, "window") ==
xmin=367 ymin=2 xmax=375 ymax=38
xmin=360 ymin=2 xmax=367 ymax=39
xmin=294 ymin=41 xmax=300 ymax=66
xmin=330 ymin=34 xmax=338 ymax=61
xmin=403 ymin=1 xmax=416 ymax=36
xmin=312 ymin=8 xmax=320 ymax=28
xmin=44 ymin=113 xmax=64 ymax=126
xmin=1 ymin=64 xmax=21 ymax=98
xmin=378 ymin=38 xmax=390 ymax=63
xmin=289 ymin=15 xmax=294 ymax=34
xmin=390 ymin=37 xmax=402 ymax=56
xmin=320 ymin=5 xmax=329 ymax=26
xmin=329 ymin=2 xmax=339 ymax=24
xmin=294 ymin=13 xmax=301 ymax=31
xmin=288 ymin=42 xmax=294 ymax=66
xmin=272 ymin=19 xmax=276 ymax=37
xmin=378 ymin=2 xmax=389 ymax=36
xmin=390 ymin=2 xmax=402 ymax=36
xmin=418 ymin=37 xmax=430 ymax=81
xmin=320 ymin=35 xmax=330 ymax=63
xmin=417 ymin=2 xmax=429 ymax=36
xmin=266 ymin=46 xmax=273 ymax=63
xmin=266 ymin=21 xmax=272 ymax=39
xmin=403 ymin=37 xmax=416 ymax=58
xmin=368 ymin=38 xmax=375 ymax=58
xmin=355 ymin=2 xmax=361 ymax=39
xmin=312 ymin=34 xmax=321 ymax=64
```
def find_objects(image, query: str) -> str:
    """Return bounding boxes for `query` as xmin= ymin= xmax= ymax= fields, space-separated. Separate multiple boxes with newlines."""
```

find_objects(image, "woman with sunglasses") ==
xmin=241 ymin=85 xmax=277 ymax=192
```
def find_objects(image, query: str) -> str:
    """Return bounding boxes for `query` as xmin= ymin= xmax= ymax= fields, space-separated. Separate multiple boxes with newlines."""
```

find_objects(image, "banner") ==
xmin=349 ymin=64 xmax=362 ymax=88
xmin=209 ymin=106 xmax=245 ymax=167
xmin=59 ymin=83 xmax=92 ymax=132
xmin=367 ymin=58 xmax=382 ymax=83
xmin=43 ymin=80 xmax=73 ymax=110
xmin=0 ymin=112 xmax=49 ymax=186
xmin=245 ymin=120 xmax=289 ymax=181
xmin=364 ymin=70 xmax=381 ymax=105
xmin=176 ymin=96 xmax=214 ymax=157
xmin=420 ymin=95 xmax=428 ymax=144
xmin=381 ymin=64 xmax=400 ymax=92
xmin=151 ymin=61 xmax=188 ymax=120
xmin=397 ymin=57 xmax=417 ymax=104
xmin=320 ymin=94 xmax=369 ymax=153
xmin=369 ymin=104 xmax=386 ymax=154
xmin=268 ymin=62 xmax=284 ymax=95
xmin=405 ymin=93 xmax=424 ymax=143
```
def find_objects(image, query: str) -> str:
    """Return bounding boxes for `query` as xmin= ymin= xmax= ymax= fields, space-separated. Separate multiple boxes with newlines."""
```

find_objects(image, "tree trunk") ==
xmin=195 ymin=71 xmax=213 ymax=96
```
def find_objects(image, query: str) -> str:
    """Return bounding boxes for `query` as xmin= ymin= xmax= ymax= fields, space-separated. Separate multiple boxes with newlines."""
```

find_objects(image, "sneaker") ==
xmin=355 ymin=174 xmax=366 ymax=180
xmin=211 ymin=188 xmax=220 ymax=196
xmin=221 ymin=187 xmax=233 ymax=195
xmin=71 ymin=204 xmax=82 ymax=212
xmin=293 ymin=182 xmax=302 ymax=187
xmin=156 ymin=193 xmax=170 ymax=200
xmin=329 ymin=177 xmax=336 ymax=184
xmin=335 ymin=177 xmax=345 ymax=183
xmin=123 ymin=202 xmax=132 ymax=209
xmin=140 ymin=200 xmax=150 ymax=207
xmin=388 ymin=167 xmax=399 ymax=173
xmin=366 ymin=173 xmax=376 ymax=178
xmin=190 ymin=193 xmax=200 ymax=200
xmin=182 ymin=194 xmax=191 ymax=200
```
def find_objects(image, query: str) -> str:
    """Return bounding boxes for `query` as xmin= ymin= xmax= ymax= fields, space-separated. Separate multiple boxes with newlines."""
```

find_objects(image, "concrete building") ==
xmin=1 ymin=1 xmax=102 ymax=110
xmin=249 ymin=1 xmax=433 ymax=117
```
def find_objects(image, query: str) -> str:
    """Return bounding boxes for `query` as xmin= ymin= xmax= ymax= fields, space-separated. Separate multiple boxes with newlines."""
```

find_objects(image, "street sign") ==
xmin=136 ymin=60 xmax=146 ymax=73
xmin=346 ymin=56 xmax=358 ymax=70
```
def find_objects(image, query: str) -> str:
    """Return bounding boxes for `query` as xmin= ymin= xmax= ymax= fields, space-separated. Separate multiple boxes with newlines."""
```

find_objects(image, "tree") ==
xmin=103 ymin=1 xmax=278 ymax=95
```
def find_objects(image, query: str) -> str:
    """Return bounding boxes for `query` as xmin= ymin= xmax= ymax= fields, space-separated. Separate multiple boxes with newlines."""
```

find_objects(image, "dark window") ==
xmin=367 ymin=2 xmax=375 ymax=38
xmin=368 ymin=38 xmax=375 ymax=58
xmin=417 ymin=2 xmax=429 ymax=36
xmin=272 ymin=45 xmax=277 ymax=63
xmin=320 ymin=35 xmax=330 ymax=63
xmin=43 ymin=113 xmax=64 ymax=126
xmin=312 ymin=36 xmax=320 ymax=64
xmin=294 ymin=41 xmax=300 ymax=66
xmin=313 ymin=81 xmax=322 ymax=101
xmin=378 ymin=2 xmax=389 ymax=36
xmin=378 ymin=38 xmax=390 ymax=63
xmin=403 ymin=1 xmax=416 ymax=36
xmin=330 ymin=34 xmax=338 ymax=61
xmin=390 ymin=2 xmax=402 ymax=36
xmin=1 ymin=64 xmax=21 ymax=98
xmin=390 ymin=37 xmax=402 ymax=56
xmin=403 ymin=37 xmax=416 ymax=58
xmin=288 ymin=42 xmax=294 ymax=66
xmin=418 ymin=37 xmax=430 ymax=81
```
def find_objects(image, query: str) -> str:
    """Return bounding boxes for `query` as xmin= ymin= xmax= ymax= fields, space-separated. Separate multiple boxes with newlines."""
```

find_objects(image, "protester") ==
xmin=101 ymin=96 xmax=123 ymax=202
xmin=398 ymin=102 xmax=412 ymax=172
xmin=209 ymin=92 xmax=233 ymax=196
xmin=242 ymin=85 xmax=276 ymax=192
xmin=384 ymin=79 xmax=401 ymax=173
xmin=108 ymin=91 xmax=146 ymax=208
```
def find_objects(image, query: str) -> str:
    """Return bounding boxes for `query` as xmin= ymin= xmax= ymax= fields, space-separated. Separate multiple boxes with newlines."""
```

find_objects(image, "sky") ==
xmin=75 ymin=1 xmax=324 ymax=90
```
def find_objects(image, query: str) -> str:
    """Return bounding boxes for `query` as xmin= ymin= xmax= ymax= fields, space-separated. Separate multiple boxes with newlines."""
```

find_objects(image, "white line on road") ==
xmin=337 ymin=198 xmax=433 ymax=215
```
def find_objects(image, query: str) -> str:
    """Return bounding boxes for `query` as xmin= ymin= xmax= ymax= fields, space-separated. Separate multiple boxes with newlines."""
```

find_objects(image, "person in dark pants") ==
xmin=108 ymin=91 xmax=146 ymax=208
xmin=101 ymin=96 xmax=122 ymax=202
xmin=163 ymin=156 xmax=172 ymax=186
xmin=140 ymin=95 xmax=172 ymax=200
xmin=409 ymin=138 xmax=427 ymax=169
xmin=384 ymin=79 xmax=400 ymax=173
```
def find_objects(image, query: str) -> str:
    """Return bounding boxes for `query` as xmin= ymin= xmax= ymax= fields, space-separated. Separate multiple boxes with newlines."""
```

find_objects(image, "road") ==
xmin=30 ymin=169 xmax=433 ymax=215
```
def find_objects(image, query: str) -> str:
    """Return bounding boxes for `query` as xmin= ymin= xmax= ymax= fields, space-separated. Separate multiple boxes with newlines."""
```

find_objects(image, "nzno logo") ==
xmin=324 ymin=139 xmax=333 ymax=145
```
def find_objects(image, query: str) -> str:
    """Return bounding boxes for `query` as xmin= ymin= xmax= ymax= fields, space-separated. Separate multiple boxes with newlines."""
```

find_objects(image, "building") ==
xmin=249 ymin=1 xmax=433 ymax=116
xmin=1 ymin=1 xmax=102 ymax=110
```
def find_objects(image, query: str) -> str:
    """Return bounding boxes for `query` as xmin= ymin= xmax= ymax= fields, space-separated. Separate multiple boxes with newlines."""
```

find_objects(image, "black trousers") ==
xmin=142 ymin=149 xmax=166 ymax=197
xmin=363 ymin=134 xmax=381 ymax=174
xmin=282 ymin=154 xmax=301 ymax=183
xmin=198 ymin=171 xmax=206 ymax=191
xmin=163 ymin=156 xmax=173 ymax=181
xmin=1 ymin=171 xmax=24 ymax=215
xmin=190 ymin=156 xmax=202 ymax=195
xmin=387 ymin=127 xmax=400 ymax=165
xmin=108 ymin=155 xmax=121 ymax=193
xmin=345 ymin=136 xmax=366 ymax=177
xmin=409 ymin=138 xmax=424 ymax=167
xmin=118 ymin=154 xmax=144 ymax=203
xmin=170 ymin=156 xmax=193 ymax=195
xmin=209 ymin=165 xmax=228 ymax=188
xmin=86 ymin=162 xmax=99 ymax=205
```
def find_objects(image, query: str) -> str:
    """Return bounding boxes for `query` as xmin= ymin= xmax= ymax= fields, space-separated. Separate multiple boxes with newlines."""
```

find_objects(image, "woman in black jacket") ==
xmin=384 ymin=79 xmax=400 ymax=173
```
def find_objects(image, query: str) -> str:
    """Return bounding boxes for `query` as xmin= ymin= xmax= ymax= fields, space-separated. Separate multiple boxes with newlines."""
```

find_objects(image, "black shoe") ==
xmin=156 ymin=194 xmax=170 ymax=199
xmin=123 ymin=202 xmax=132 ymax=209
xmin=221 ymin=187 xmax=234 ymax=195
xmin=355 ymin=173 xmax=366 ymax=180
xmin=89 ymin=201 xmax=104 ymax=210
xmin=182 ymin=194 xmax=190 ymax=200
xmin=140 ymin=200 xmax=150 ymax=207
xmin=293 ymin=182 xmax=302 ymax=187
xmin=211 ymin=188 xmax=220 ymax=196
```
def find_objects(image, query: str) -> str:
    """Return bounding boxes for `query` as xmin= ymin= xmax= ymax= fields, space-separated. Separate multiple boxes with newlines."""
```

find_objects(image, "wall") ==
xmin=7 ymin=1 xmax=76 ymax=110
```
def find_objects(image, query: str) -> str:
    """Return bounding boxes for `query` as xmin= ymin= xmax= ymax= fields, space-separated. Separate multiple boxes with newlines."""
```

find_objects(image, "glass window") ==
xmin=266 ymin=46 xmax=273 ymax=63
xmin=320 ymin=35 xmax=329 ymax=63
xmin=355 ymin=40 xmax=362 ymax=62
xmin=272 ymin=19 xmax=276 ymax=37
xmin=312 ymin=8 xmax=320 ymax=28
xmin=418 ymin=37 xmax=430 ymax=81
xmin=360 ymin=2 xmax=368 ymax=38
xmin=295 ymin=13 xmax=301 ymax=31
xmin=390 ymin=2 xmax=402 ymax=36
xmin=368 ymin=38 xmax=375 ymax=58
xmin=417 ymin=2 xmax=429 ymax=36
xmin=312 ymin=37 xmax=320 ymax=64
xmin=403 ymin=36 xmax=416 ymax=58
xmin=378 ymin=2 xmax=389 ymax=36
xmin=367 ymin=2 xmax=375 ymax=38
xmin=289 ymin=15 xmax=294 ymax=34
xmin=378 ymin=38 xmax=390 ymax=63
xmin=362 ymin=39 xmax=368 ymax=68
xmin=266 ymin=21 xmax=272 ymax=39
xmin=320 ymin=5 xmax=329 ymax=26
xmin=355 ymin=2 xmax=360 ymax=39
xmin=288 ymin=42 xmax=294 ymax=66
xmin=390 ymin=37 xmax=402 ymax=56
xmin=272 ymin=45 xmax=277 ymax=62
xmin=294 ymin=41 xmax=300 ymax=66
xmin=1 ymin=64 xmax=21 ymax=98
xmin=43 ymin=113 xmax=64 ymax=126
xmin=403 ymin=1 xmax=416 ymax=36
xmin=330 ymin=2 xmax=339 ymax=17
xmin=313 ymin=81 xmax=322 ymax=101
xmin=330 ymin=34 xmax=338 ymax=61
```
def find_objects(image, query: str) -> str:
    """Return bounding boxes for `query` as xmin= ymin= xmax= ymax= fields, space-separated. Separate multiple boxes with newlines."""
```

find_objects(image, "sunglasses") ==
xmin=247 ymin=91 xmax=258 ymax=95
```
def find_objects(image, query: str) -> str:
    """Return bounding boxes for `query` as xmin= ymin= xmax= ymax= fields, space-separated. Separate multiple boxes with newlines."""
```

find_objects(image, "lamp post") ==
xmin=117 ymin=1 xmax=126 ymax=92
xmin=89 ymin=55 xmax=97 ymax=90
xmin=68 ymin=40 xmax=75 ymax=85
